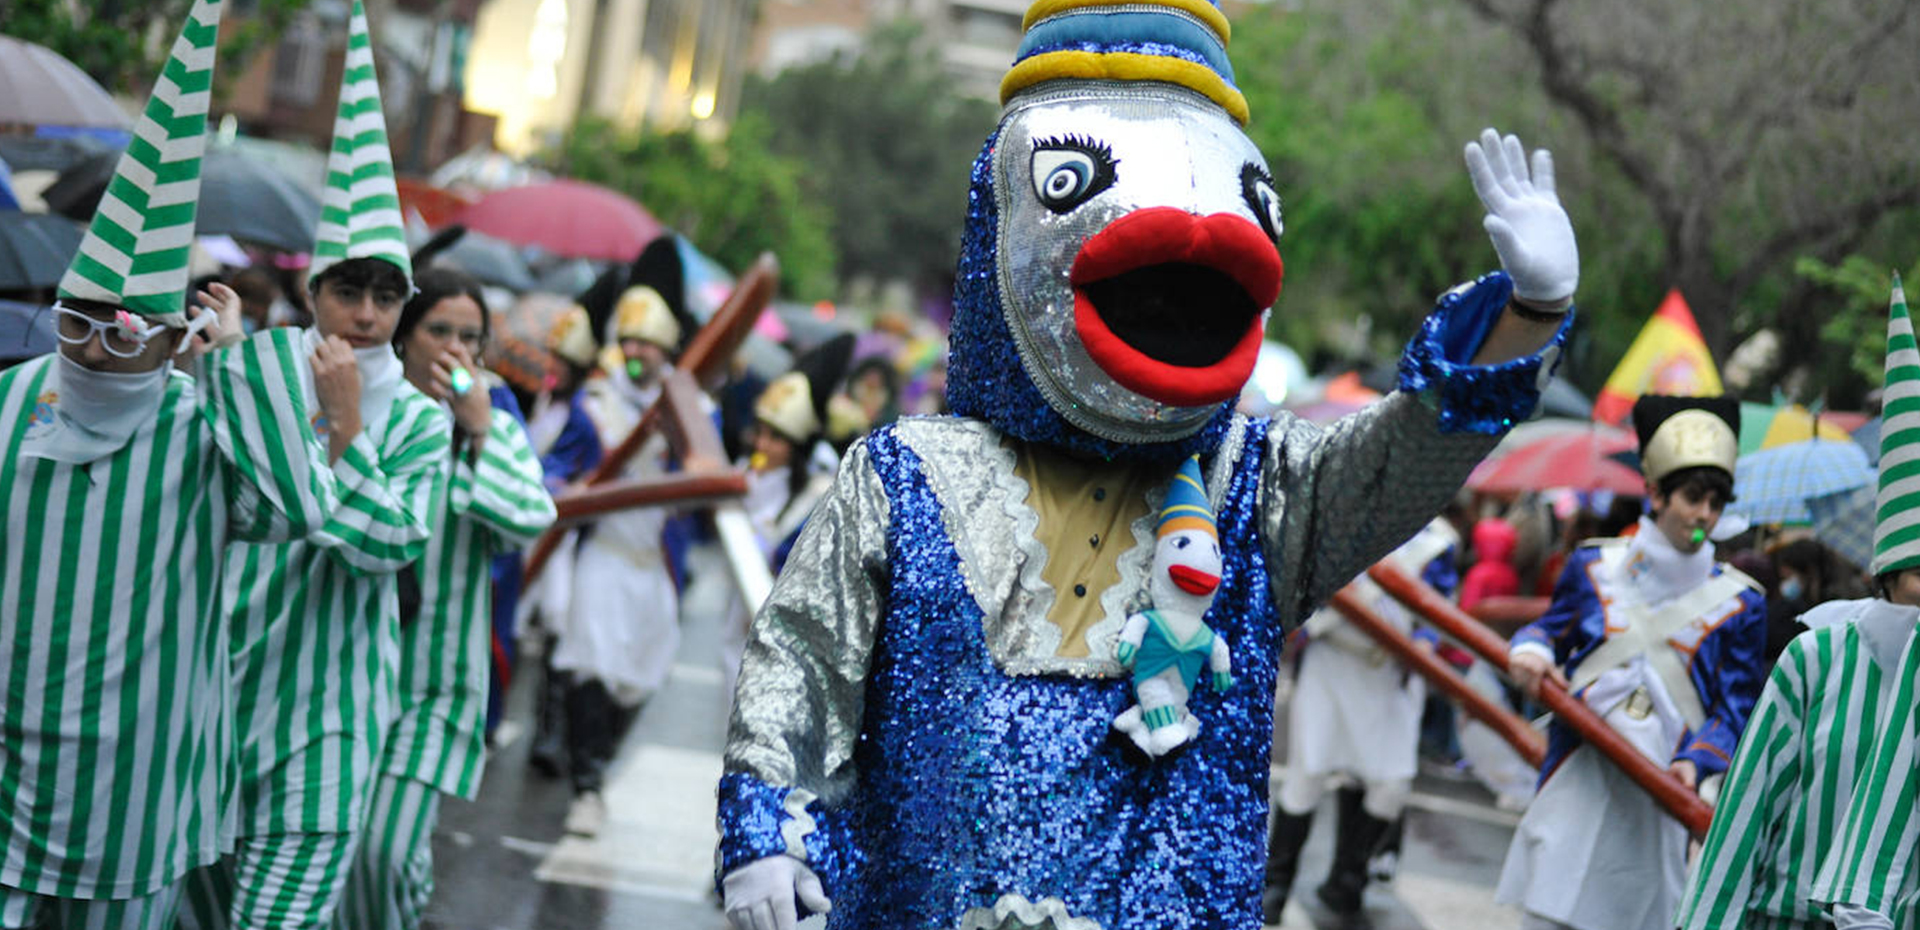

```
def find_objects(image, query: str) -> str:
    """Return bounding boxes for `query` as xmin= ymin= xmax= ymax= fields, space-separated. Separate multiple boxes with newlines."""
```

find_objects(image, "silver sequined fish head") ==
xmin=990 ymin=81 xmax=1284 ymax=445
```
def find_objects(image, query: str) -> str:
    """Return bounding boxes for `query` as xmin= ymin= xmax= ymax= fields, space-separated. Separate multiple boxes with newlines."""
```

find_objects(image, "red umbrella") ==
xmin=1467 ymin=427 xmax=1644 ymax=496
xmin=450 ymin=179 xmax=663 ymax=261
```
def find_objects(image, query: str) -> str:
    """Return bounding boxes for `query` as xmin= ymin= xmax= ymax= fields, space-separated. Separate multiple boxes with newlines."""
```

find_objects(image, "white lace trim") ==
xmin=957 ymin=893 xmax=1105 ymax=930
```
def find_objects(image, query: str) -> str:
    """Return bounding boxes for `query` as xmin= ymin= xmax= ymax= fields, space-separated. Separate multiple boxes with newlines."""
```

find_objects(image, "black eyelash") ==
xmin=1034 ymin=133 xmax=1117 ymax=166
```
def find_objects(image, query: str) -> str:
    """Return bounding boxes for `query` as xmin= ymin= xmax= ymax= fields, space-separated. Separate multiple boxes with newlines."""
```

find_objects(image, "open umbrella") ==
xmin=1852 ymin=416 xmax=1882 ymax=466
xmin=0 ymin=299 xmax=56 ymax=361
xmin=1728 ymin=438 xmax=1873 ymax=526
xmin=0 ymin=37 xmax=129 ymax=130
xmin=451 ymin=180 xmax=662 ymax=261
xmin=1738 ymin=402 xmax=1853 ymax=455
xmin=0 ymin=212 xmax=83 ymax=290
xmin=43 ymin=146 xmax=323 ymax=253
xmin=1467 ymin=428 xmax=1644 ymax=496
xmin=395 ymin=177 xmax=474 ymax=228
xmin=434 ymin=230 xmax=537 ymax=292
xmin=1806 ymin=485 xmax=1876 ymax=571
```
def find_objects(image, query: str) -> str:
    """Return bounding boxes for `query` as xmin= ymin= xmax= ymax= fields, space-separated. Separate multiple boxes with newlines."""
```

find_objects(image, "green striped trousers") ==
xmin=332 ymin=775 xmax=439 ymax=930
xmin=173 ymin=833 xmax=357 ymax=930
xmin=0 ymin=883 xmax=180 ymax=930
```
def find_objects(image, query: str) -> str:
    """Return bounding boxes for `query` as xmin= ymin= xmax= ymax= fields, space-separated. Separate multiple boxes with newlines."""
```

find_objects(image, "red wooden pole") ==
xmin=1365 ymin=561 xmax=1713 ymax=837
xmin=1326 ymin=586 xmax=1546 ymax=768
xmin=521 ymin=255 xmax=777 ymax=581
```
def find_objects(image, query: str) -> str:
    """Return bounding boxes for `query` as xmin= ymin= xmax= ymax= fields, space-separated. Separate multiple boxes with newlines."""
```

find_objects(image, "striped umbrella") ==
xmin=1727 ymin=439 xmax=1874 ymax=526
xmin=1737 ymin=402 xmax=1853 ymax=455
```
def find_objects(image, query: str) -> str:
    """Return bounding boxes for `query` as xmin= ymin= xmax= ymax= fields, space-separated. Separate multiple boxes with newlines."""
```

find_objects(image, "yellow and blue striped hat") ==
xmin=1002 ymin=0 xmax=1248 ymax=125
xmin=1158 ymin=454 xmax=1218 ymax=539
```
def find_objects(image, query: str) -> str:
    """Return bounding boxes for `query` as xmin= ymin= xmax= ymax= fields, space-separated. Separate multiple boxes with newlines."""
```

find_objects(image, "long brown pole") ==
xmin=1326 ymin=586 xmax=1546 ymax=768
xmin=1366 ymin=561 xmax=1713 ymax=837
xmin=580 ymin=253 xmax=778 ymax=487
xmin=550 ymin=470 xmax=750 ymax=530
xmin=521 ymin=254 xmax=779 ymax=581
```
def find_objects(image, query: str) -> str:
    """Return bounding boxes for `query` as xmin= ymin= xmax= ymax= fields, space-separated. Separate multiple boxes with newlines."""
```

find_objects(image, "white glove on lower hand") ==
xmin=722 ymin=854 xmax=831 ymax=930
xmin=1464 ymin=127 xmax=1579 ymax=307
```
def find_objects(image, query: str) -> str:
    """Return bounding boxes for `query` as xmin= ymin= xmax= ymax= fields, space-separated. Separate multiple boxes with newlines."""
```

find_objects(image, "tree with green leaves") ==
xmin=546 ymin=114 xmax=839 ymax=301
xmin=1227 ymin=0 xmax=1920 ymax=401
xmin=740 ymin=19 xmax=1000 ymax=296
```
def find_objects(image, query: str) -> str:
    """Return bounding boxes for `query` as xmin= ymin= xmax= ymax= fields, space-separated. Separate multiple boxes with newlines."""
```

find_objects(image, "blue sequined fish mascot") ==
xmin=717 ymin=1 xmax=1580 ymax=927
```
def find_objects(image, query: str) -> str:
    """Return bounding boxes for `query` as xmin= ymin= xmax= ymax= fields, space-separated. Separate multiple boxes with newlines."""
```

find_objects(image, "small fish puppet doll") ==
xmin=1115 ymin=456 xmax=1233 ymax=756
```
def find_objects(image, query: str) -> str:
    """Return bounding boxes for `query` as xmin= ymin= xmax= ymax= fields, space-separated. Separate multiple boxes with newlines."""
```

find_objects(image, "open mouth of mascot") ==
xmin=1070 ymin=207 xmax=1283 ymax=408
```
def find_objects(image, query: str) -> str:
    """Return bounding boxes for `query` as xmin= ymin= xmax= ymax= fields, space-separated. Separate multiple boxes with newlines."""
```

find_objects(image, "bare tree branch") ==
xmin=1729 ymin=184 xmax=1920 ymax=304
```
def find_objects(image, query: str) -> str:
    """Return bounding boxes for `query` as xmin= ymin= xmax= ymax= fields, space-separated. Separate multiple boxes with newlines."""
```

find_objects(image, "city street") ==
xmin=425 ymin=546 xmax=1529 ymax=930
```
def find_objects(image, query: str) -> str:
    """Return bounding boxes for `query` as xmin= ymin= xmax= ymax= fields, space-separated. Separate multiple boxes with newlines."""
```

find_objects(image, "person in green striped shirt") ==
xmin=1675 ymin=588 xmax=1919 ymax=930
xmin=174 ymin=3 xmax=450 ymax=927
xmin=1799 ymin=277 xmax=1920 ymax=930
xmin=1810 ymin=623 xmax=1920 ymax=930
xmin=0 ymin=1 xmax=340 ymax=925
xmin=333 ymin=268 xmax=556 ymax=930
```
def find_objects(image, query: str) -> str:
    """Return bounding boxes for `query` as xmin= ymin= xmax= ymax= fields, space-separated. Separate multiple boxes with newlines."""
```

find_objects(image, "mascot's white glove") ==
xmin=722 ymin=854 xmax=832 ymax=930
xmin=1464 ymin=127 xmax=1579 ymax=308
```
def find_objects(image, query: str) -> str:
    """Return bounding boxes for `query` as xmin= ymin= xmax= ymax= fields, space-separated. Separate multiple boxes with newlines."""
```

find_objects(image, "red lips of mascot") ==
xmin=1168 ymin=562 xmax=1221 ymax=596
xmin=1070 ymin=207 xmax=1283 ymax=408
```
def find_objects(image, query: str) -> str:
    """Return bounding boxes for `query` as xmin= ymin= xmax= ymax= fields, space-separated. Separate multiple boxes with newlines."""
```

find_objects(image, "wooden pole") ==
xmin=521 ymin=254 xmax=778 ymax=581
xmin=579 ymin=253 xmax=777 ymax=487
xmin=1326 ymin=586 xmax=1546 ymax=768
xmin=1365 ymin=561 xmax=1713 ymax=837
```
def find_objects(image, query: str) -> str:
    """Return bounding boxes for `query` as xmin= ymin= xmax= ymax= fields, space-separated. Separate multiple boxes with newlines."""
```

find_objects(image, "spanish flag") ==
xmin=1592 ymin=290 xmax=1723 ymax=425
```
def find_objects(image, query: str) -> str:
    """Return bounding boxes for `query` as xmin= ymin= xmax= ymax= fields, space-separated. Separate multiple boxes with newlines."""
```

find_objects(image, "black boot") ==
xmin=1260 ymin=808 xmax=1314 ymax=925
xmin=1369 ymin=812 xmax=1406 ymax=884
xmin=527 ymin=657 xmax=568 ymax=778
xmin=1317 ymin=786 xmax=1391 ymax=915
xmin=566 ymin=677 xmax=619 ymax=796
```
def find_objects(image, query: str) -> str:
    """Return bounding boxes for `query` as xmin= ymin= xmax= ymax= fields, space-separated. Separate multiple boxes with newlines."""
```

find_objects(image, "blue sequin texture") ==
xmin=717 ymin=426 xmax=1280 ymax=928
xmin=946 ymin=132 xmax=1233 ymax=466
xmin=1396 ymin=270 xmax=1574 ymax=435
xmin=1019 ymin=39 xmax=1227 ymax=82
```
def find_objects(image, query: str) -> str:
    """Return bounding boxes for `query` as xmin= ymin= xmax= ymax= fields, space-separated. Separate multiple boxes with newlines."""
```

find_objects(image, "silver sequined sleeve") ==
xmin=1260 ymin=392 xmax=1497 ymax=626
xmin=723 ymin=437 xmax=891 ymax=805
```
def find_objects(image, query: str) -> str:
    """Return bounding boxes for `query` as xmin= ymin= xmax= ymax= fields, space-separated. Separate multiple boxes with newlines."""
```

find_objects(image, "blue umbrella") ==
xmin=1853 ymin=416 xmax=1882 ymax=466
xmin=0 ymin=211 xmax=82 ymax=290
xmin=0 ymin=299 xmax=56 ymax=361
xmin=1807 ymin=485 xmax=1876 ymax=571
xmin=1729 ymin=439 xmax=1874 ymax=526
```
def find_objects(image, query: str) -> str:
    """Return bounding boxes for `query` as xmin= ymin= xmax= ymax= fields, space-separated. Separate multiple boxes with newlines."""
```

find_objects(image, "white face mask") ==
xmin=353 ymin=343 xmax=402 ymax=434
xmin=302 ymin=329 xmax=403 ymax=438
xmin=20 ymin=352 xmax=171 ymax=465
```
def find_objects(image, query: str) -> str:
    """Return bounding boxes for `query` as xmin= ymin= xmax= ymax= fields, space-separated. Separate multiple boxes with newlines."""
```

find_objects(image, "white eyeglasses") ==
xmin=52 ymin=304 xmax=212 ymax=357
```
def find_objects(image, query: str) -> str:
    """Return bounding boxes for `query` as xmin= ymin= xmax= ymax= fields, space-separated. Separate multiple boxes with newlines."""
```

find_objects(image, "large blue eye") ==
xmin=1031 ymin=135 xmax=1117 ymax=213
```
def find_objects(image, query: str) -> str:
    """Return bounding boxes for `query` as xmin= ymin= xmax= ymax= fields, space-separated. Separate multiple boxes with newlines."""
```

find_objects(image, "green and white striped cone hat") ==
xmin=1875 ymin=273 xmax=1920 ymax=576
xmin=56 ymin=0 xmax=225 ymax=325
xmin=309 ymin=0 xmax=411 ymax=285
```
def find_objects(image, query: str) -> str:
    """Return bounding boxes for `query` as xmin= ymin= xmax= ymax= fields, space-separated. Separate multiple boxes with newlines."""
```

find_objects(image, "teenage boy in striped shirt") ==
xmin=174 ymin=3 xmax=450 ymax=927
